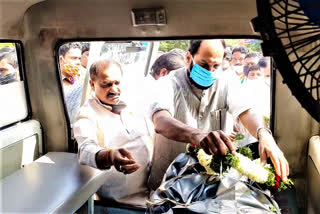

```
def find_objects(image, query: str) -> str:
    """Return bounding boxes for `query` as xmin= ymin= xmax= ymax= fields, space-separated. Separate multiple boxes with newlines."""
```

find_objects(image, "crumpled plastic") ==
xmin=147 ymin=153 xmax=281 ymax=214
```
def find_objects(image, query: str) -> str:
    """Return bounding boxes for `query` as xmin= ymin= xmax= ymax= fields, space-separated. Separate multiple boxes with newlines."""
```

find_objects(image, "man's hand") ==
xmin=109 ymin=149 xmax=141 ymax=174
xmin=228 ymin=132 xmax=237 ymax=142
xmin=258 ymin=130 xmax=289 ymax=182
xmin=152 ymin=110 xmax=235 ymax=156
xmin=191 ymin=130 xmax=236 ymax=156
xmin=238 ymin=109 xmax=290 ymax=181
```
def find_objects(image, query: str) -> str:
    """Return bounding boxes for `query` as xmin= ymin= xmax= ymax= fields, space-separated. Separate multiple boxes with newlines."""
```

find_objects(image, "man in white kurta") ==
xmin=73 ymin=59 xmax=153 ymax=208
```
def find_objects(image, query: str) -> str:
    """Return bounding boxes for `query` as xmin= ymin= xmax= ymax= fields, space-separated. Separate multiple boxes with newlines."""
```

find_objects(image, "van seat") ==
xmin=0 ymin=152 xmax=108 ymax=213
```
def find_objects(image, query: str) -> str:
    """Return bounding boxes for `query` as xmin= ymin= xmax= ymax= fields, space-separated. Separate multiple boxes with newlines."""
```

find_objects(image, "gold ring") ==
xmin=119 ymin=165 xmax=123 ymax=171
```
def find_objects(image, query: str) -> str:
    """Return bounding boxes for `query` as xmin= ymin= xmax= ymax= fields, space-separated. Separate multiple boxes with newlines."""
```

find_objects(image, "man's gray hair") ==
xmin=89 ymin=58 xmax=123 ymax=81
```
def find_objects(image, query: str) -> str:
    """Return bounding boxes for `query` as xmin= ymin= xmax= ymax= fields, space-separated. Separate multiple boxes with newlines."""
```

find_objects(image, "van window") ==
xmin=0 ymin=42 xmax=28 ymax=128
xmin=57 ymin=39 xmax=271 ymax=147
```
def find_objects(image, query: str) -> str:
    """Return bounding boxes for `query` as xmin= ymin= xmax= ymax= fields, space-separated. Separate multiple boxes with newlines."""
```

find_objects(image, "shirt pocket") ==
xmin=209 ymin=108 xmax=227 ymax=131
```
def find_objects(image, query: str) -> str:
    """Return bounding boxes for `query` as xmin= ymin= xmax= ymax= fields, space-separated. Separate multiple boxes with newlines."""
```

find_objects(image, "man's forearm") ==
xmin=239 ymin=109 xmax=266 ymax=138
xmin=153 ymin=110 xmax=201 ymax=145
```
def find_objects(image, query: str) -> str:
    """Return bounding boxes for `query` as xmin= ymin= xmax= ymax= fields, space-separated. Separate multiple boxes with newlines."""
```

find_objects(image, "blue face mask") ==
xmin=189 ymin=63 xmax=217 ymax=88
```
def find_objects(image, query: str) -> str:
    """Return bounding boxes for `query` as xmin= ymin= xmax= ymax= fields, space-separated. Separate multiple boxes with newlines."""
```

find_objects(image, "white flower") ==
xmin=196 ymin=149 xmax=269 ymax=184
xmin=234 ymin=153 xmax=269 ymax=183
xmin=197 ymin=149 xmax=217 ymax=175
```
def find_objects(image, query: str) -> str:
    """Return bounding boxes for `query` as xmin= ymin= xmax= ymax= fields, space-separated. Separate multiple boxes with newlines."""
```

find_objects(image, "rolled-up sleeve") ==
xmin=73 ymin=108 xmax=103 ymax=168
xmin=227 ymin=82 xmax=253 ymax=120
xmin=148 ymin=77 xmax=176 ymax=120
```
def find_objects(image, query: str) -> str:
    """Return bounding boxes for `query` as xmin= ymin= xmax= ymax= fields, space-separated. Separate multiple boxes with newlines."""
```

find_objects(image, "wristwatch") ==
xmin=256 ymin=127 xmax=272 ymax=140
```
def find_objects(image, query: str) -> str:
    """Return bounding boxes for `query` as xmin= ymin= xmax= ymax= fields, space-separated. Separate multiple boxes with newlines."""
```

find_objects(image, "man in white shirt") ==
xmin=259 ymin=57 xmax=271 ymax=87
xmin=229 ymin=46 xmax=248 ymax=84
xmin=73 ymin=58 xmax=153 ymax=211
xmin=148 ymin=39 xmax=289 ymax=189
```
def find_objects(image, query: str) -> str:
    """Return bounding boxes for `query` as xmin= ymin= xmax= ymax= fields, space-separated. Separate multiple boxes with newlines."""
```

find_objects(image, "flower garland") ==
xmin=186 ymin=137 xmax=294 ymax=192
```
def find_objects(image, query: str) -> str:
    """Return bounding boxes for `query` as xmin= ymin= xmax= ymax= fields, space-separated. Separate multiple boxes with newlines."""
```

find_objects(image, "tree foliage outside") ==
xmin=158 ymin=39 xmax=261 ymax=54
xmin=0 ymin=43 xmax=15 ymax=49
xmin=159 ymin=40 xmax=189 ymax=53
xmin=225 ymin=39 xmax=262 ymax=53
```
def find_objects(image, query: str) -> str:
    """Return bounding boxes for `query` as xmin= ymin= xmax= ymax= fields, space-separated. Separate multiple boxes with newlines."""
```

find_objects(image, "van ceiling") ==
xmin=0 ymin=0 xmax=45 ymax=38
xmin=0 ymin=0 xmax=259 ymax=40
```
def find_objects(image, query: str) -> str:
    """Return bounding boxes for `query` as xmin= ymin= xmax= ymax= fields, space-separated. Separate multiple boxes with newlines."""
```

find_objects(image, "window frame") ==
xmin=0 ymin=40 xmax=32 ymax=130
xmin=54 ymin=36 xmax=275 ymax=152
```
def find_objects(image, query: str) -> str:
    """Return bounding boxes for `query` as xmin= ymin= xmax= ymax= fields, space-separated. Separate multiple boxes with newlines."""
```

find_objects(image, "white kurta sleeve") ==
xmin=227 ymin=81 xmax=253 ymax=120
xmin=148 ymin=76 xmax=176 ymax=120
xmin=73 ymin=107 xmax=103 ymax=168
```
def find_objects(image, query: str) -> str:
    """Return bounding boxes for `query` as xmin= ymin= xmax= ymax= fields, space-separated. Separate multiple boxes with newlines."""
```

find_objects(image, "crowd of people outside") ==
xmin=221 ymin=44 xmax=271 ymax=146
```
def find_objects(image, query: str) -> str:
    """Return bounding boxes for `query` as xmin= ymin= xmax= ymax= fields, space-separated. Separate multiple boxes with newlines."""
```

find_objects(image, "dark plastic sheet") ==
xmin=148 ymin=152 xmax=282 ymax=214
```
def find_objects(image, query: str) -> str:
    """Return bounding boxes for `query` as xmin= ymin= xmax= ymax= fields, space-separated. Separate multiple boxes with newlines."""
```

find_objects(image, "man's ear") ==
xmin=186 ymin=51 xmax=192 ymax=66
xmin=59 ymin=56 xmax=65 ymax=69
xmin=159 ymin=68 xmax=168 ymax=77
xmin=59 ymin=55 xmax=64 ymax=64
xmin=89 ymin=79 xmax=95 ymax=90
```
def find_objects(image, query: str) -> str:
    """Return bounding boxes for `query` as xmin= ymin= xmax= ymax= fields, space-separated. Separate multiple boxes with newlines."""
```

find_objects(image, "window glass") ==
xmin=0 ymin=42 xmax=28 ymax=128
xmin=58 ymin=41 xmax=151 ymax=124
xmin=58 ymin=39 xmax=271 ymax=147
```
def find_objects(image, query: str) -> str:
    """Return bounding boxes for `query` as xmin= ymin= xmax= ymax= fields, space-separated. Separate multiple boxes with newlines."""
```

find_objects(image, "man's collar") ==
xmin=61 ymin=73 xmax=76 ymax=84
xmin=91 ymin=93 xmax=127 ymax=114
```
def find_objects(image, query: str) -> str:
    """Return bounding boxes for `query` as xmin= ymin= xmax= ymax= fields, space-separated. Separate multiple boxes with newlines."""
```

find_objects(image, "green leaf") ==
xmin=238 ymin=146 xmax=253 ymax=160
xmin=277 ymin=179 xmax=294 ymax=192
xmin=235 ymin=134 xmax=244 ymax=141
xmin=263 ymin=116 xmax=270 ymax=126
xmin=266 ymin=171 xmax=275 ymax=187
xmin=269 ymin=205 xmax=278 ymax=212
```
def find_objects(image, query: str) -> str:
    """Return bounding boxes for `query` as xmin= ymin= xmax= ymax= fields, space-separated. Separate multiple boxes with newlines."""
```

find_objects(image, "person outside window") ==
xmin=149 ymin=48 xmax=186 ymax=80
xmin=59 ymin=42 xmax=83 ymax=123
xmin=79 ymin=43 xmax=90 ymax=82
xmin=0 ymin=47 xmax=19 ymax=85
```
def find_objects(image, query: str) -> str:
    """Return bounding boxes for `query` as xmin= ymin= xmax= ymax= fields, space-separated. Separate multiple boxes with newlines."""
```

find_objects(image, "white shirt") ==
xmin=73 ymin=94 xmax=153 ymax=207
xmin=233 ymin=78 xmax=271 ymax=147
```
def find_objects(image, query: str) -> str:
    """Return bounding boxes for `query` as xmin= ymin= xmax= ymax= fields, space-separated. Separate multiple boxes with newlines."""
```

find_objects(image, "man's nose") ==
xmin=110 ymin=84 xmax=119 ymax=93
xmin=209 ymin=66 xmax=217 ymax=72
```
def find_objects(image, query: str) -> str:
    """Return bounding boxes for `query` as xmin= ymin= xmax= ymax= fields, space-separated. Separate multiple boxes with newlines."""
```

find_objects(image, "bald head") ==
xmin=197 ymin=40 xmax=224 ymax=59
xmin=89 ymin=58 xmax=123 ymax=81
xmin=187 ymin=39 xmax=225 ymax=72
xmin=188 ymin=39 xmax=226 ymax=56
